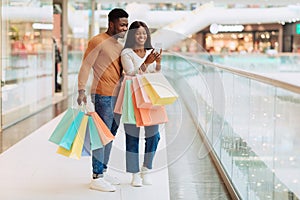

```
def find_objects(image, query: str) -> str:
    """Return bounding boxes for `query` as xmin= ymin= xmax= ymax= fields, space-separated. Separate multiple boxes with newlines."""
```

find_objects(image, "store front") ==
xmin=1 ymin=0 xmax=54 ymax=128
xmin=203 ymin=24 xmax=282 ymax=54
xmin=204 ymin=30 xmax=280 ymax=54
xmin=167 ymin=23 xmax=283 ymax=55
xmin=0 ymin=0 xmax=96 ymax=130
xmin=283 ymin=22 xmax=300 ymax=53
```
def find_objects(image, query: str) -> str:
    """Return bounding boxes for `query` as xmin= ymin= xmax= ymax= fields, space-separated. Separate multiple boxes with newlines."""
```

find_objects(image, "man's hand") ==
xmin=77 ymin=89 xmax=87 ymax=105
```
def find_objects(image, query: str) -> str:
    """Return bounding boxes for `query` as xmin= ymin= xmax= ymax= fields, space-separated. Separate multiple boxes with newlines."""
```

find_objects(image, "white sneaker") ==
xmin=104 ymin=173 xmax=121 ymax=185
xmin=89 ymin=178 xmax=116 ymax=192
xmin=141 ymin=166 xmax=152 ymax=185
xmin=131 ymin=173 xmax=142 ymax=187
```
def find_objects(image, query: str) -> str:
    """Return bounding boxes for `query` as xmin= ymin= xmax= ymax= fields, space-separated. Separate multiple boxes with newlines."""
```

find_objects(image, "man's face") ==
xmin=112 ymin=17 xmax=128 ymax=39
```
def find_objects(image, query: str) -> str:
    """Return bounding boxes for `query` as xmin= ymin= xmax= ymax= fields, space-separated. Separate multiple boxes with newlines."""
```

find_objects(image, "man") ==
xmin=53 ymin=37 xmax=62 ymax=92
xmin=77 ymin=8 xmax=129 ymax=192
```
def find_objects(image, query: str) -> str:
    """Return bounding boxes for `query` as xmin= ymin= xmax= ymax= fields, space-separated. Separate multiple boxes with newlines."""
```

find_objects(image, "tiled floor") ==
xmin=0 ymin=109 xmax=170 ymax=200
xmin=0 ymin=94 xmax=230 ymax=199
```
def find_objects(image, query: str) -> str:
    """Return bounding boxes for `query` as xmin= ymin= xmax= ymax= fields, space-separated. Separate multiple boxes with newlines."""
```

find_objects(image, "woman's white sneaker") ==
xmin=131 ymin=173 xmax=142 ymax=187
xmin=89 ymin=178 xmax=116 ymax=192
xmin=141 ymin=166 xmax=152 ymax=185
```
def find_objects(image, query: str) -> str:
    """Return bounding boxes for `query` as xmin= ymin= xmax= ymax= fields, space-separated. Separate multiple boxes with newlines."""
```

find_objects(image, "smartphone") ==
xmin=154 ymin=42 xmax=162 ymax=53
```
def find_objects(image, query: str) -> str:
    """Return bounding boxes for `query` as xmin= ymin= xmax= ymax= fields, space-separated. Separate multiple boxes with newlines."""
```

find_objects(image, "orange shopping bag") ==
xmin=131 ymin=84 xmax=168 ymax=127
xmin=88 ymin=112 xmax=115 ymax=146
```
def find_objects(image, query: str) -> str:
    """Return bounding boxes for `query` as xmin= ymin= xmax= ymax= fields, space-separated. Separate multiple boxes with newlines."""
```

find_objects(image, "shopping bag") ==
xmin=121 ymin=79 xmax=136 ymax=124
xmin=89 ymin=112 xmax=115 ymax=146
xmin=56 ymin=115 xmax=88 ymax=159
xmin=48 ymin=108 xmax=79 ymax=145
xmin=132 ymin=75 xmax=154 ymax=109
xmin=88 ymin=116 xmax=103 ymax=150
xmin=131 ymin=84 xmax=144 ymax=127
xmin=114 ymin=76 xmax=132 ymax=114
xmin=81 ymin=123 xmax=91 ymax=156
xmin=139 ymin=106 xmax=168 ymax=126
xmin=142 ymin=73 xmax=179 ymax=105
xmin=58 ymin=111 xmax=85 ymax=150
xmin=132 ymin=84 xmax=168 ymax=126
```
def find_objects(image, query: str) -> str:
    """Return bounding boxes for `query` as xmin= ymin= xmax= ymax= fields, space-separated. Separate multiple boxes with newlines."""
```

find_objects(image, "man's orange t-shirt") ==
xmin=78 ymin=32 xmax=123 ymax=96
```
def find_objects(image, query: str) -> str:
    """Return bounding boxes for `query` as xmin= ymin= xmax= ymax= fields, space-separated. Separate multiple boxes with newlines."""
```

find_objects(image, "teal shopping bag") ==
xmin=121 ymin=79 xmax=136 ymax=124
xmin=49 ymin=108 xmax=79 ymax=145
xmin=59 ymin=111 xmax=85 ymax=150
xmin=88 ymin=116 xmax=103 ymax=150
xmin=81 ymin=122 xmax=91 ymax=156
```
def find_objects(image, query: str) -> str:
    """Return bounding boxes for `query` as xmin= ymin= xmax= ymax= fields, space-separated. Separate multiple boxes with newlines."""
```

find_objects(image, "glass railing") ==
xmin=163 ymin=52 xmax=300 ymax=200
xmin=210 ymin=53 xmax=300 ymax=73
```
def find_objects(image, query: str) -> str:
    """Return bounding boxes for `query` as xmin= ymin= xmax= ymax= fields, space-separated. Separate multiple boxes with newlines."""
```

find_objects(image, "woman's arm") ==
xmin=121 ymin=49 xmax=137 ymax=75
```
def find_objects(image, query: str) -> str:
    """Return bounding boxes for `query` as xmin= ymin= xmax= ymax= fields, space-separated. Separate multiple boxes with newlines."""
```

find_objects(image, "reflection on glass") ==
xmin=2 ymin=0 xmax=53 ymax=127
xmin=164 ymin=53 xmax=300 ymax=199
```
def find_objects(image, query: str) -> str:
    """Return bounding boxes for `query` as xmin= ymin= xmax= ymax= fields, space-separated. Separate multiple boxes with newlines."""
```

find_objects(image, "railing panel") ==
xmin=164 ymin=53 xmax=300 ymax=200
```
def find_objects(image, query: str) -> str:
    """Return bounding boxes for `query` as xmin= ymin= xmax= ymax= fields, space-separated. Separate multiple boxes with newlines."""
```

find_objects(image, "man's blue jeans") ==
xmin=124 ymin=124 xmax=160 ymax=173
xmin=91 ymin=94 xmax=120 ymax=176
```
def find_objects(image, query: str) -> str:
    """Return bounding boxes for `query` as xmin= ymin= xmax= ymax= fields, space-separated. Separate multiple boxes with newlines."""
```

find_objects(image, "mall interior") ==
xmin=1 ymin=0 xmax=300 ymax=199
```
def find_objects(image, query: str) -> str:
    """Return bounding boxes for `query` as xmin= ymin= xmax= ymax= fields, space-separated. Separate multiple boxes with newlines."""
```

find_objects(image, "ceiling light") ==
xmin=32 ymin=23 xmax=53 ymax=30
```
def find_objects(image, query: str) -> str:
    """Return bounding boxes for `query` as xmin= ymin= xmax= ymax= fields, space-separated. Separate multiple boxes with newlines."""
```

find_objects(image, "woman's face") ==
xmin=134 ymin=26 xmax=147 ymax=46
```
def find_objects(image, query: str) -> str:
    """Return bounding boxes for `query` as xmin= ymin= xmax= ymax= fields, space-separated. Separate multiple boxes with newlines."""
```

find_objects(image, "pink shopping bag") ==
xmin=114 ymin=76 xmax=132 ymax=114
xmin=132 ymin=75 xmax=154 ymax=109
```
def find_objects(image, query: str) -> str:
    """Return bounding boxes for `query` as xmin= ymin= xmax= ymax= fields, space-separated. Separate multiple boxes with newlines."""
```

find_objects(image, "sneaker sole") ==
xmin=142 ymin=182 xmax=152 ymax=185
xmin=89 ymin=185 xmax=116 ymax=192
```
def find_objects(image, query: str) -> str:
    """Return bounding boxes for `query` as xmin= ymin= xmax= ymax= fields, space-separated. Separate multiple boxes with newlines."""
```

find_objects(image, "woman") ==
xmin=121 ymin=21 xmax=162 ymax=187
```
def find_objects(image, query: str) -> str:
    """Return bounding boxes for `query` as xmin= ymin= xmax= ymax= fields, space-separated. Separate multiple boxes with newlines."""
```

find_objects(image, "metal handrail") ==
xmin=164 ymin=51 xmax=300 ymax=94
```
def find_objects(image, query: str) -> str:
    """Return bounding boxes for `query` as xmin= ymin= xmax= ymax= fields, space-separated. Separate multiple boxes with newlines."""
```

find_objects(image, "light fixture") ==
xmin=209 ymin=23 xmax=244 ymax=34
xmin=209 ymin=23 xmax=219 ymax=34
xmin=32 ymin=23 xmax=53 ymax=30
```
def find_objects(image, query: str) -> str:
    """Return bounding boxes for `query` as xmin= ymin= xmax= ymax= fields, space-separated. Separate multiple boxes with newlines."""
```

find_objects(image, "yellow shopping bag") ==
xmin=56 ymin=115 xmax=88 ymax=159
xmin=142 ymin=73 xmax=179 ymax=105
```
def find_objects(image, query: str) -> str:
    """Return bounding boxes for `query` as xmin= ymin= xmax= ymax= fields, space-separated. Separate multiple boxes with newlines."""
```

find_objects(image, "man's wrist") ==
xmin=78 ymin=89 xmax=85 ymax=94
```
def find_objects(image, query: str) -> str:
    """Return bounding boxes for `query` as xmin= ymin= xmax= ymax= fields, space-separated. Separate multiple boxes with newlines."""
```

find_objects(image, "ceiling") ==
xmin=6 ymin=0 xmax=300 ymax=7
xmin=95 ymin=0 xmax=299 ymax=6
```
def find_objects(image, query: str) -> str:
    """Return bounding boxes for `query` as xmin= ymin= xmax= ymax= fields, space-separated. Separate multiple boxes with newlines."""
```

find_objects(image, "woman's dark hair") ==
xmin=124 ymin=21 xmax=153 ymax=50
xmin=108 ymin=8 xmax=129 ymax=22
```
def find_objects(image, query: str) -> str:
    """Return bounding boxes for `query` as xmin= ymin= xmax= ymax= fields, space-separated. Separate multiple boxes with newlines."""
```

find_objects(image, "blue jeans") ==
xmin=91 ymin=94 xmax=120 ymax=176
xmin=124 ymin=124 xmax=160 ymax=173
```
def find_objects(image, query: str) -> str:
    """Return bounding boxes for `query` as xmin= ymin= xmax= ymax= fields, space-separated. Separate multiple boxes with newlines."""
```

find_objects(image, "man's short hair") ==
xmin=108 ymin=8 xmax=129 ymax=22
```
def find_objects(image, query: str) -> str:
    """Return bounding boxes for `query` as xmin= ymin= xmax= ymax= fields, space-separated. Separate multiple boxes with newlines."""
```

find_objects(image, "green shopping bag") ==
xmin=121 ymin=79 xmax=136 ymax=124
xmin=88 ymin=116 xmax=103 ymax=150
xmin=49 ymin=108 xmax=79 ymax=145
xmin=59 ymin=111 xmax=85 ymax=150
